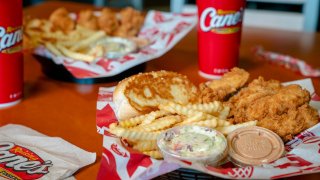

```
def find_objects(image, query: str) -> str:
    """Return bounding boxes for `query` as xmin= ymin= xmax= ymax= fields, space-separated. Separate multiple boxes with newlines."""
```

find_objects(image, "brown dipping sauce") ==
xmin=227 ymin=126 xmax=285 ymax=167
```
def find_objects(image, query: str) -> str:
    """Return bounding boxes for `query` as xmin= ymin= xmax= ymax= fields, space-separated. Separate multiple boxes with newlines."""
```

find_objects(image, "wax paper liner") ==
xmin=33 ymin=11 xmax=197 ymax=79
xmin=0 ymin=124 xmax=96 ymax=180
xmin=253 ymin=46 xmax=320 ymax=77
xmin=96 ymin=79 xmax=320 ymax=179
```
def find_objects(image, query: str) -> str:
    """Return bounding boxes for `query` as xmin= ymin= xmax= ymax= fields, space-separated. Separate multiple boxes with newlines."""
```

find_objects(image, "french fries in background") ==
xmin=23 ymin=7 xmax=145 ymax=62
xmin=109 ymin=101 xmax=257 ymax=159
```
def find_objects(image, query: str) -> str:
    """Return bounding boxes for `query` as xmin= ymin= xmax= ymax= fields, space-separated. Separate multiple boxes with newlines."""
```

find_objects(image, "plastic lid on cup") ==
xmin=227 ymin=126 xmax=284 ymax=167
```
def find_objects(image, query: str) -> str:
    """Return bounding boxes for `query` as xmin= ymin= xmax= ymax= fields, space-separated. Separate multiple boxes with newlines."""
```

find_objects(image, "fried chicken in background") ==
xmin=114 ymin=7 xmax=144 ymax=37
xmin=49 ymin=8 xmax=75 ymax=33
xmin=98 ymin=8 xmax=119 ymax=35
xmin=198 ymin=68 xmax=250 ymax=103
xmin=202 ymin=68 xmax=319 ymax=142
xmin=77 ymin=9 xmax=99 ymax=30
xmin=49 ymin=7 xmax=144 ymax=37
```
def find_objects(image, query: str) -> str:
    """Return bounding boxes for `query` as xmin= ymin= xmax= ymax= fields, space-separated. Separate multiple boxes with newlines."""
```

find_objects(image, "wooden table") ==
xmin=1 ymin=1 xmax=319 ymax=179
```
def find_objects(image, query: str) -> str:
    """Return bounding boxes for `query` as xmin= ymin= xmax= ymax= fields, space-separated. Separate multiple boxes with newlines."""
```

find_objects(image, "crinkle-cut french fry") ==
xmin=119 ymin=116 xmax=144 ymax=128
xmin=180 ymin=112 xmax=217 ymax=125
xmin=159 ymin=102 xmax=199 ymax=116
xmin=119 ymin=110 xmax=169 ymax=128
xmin=216 ymin=120 xmax=257 ymax=135
xmin=143 ymin=150 xmax=163 ymax=159
xmin=185 ymin=101 xmax=224 ymax=115
xmin=159 ymin=102 xmax=213 ymax=122
xmin=217 ymin=119 xmax=231 ymax=127
xmin=140 ymin=110 xmax=171 ymax=125
xmin=134 ymin=115 xmax=182 ymax=132
xmin=133 ymin=140 xmax=157 ymax=151
xmin=218 ymin=106 xmax=230 ymax=120
xmin=109 ymin=125 xmax=160 ymax=141
xmin=70 ymin=30 xmax=105 ymax=51
xmin=178 ymin=112 xmax=205 ymax=125
xmin=56 ymin=44 xmax=95 ymax=62
xmin=189 ymin=118 xmax=218 ymax=128
xmin=166 ymin=101 xmax=228 ymax=118
xmin=45 ymin=42 xmax=62 ymax=56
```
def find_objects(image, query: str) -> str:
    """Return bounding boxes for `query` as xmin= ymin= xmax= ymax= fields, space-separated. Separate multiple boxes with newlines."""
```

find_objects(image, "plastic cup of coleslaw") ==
xmin=157 ymin=125 xmax=228 ymax=167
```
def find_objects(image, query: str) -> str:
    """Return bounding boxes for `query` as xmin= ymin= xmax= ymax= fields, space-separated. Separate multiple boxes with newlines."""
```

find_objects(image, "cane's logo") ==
xmin=0 ymin=26 xmax=22 ymax=53
xmin=200 ymin=7 xmax=244 ymax=34
xmin=0 ymin=142 xmax=53 ymax=180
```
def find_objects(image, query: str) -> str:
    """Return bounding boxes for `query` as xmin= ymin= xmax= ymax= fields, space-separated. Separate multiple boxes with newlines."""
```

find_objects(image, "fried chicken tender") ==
xmin=77 ymin=9 xmax=99 ymax=30
xmin=257 ymin=104 xmax=319 ymax=141
xmin=227 ymin=76 xmax=319 ymax=141
xmin=227 ymin=77 xmax=283 ymax=123
xmin=246 ymin=84 xmax=310 ymax=119
xmin=49 ymin=7 xmax=75 ymax=33
xmin=114 ymin=7 xmax=144 ymax=37
xmin=198 ymin=83 xmax=219 ymax=103
xmin=98 ymin=8 xmax=119 ymax=35
xmin=198 ymin=67 xmax=249 ymax=103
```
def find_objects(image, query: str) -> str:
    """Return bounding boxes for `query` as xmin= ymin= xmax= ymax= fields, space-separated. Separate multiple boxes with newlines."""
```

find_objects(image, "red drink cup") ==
xmin=197 ymin=0 xmax=246 ymax=79
xmin=0 ymin=0 xmax=23 ymax=108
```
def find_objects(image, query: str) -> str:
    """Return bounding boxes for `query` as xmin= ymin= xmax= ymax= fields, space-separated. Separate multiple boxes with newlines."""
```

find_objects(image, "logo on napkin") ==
xmin=0 ymin=142 xmax=53 ymax=180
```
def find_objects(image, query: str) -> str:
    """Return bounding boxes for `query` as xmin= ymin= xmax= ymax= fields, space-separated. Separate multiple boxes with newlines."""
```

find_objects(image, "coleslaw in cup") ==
xmin=157 ymin=125 xmax=228 ymax=167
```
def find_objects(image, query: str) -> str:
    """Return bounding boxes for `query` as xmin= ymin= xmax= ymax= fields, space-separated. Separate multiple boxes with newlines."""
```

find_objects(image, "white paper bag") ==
xmin=0 ymin=124 xmax=96 ymax=180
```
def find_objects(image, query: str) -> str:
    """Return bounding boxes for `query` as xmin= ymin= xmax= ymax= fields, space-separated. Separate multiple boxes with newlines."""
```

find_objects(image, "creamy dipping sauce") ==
xmin=227 ymin=126 xmax=285 ymax=166
xmin=92 ymin=37 xmax=137 ymax=59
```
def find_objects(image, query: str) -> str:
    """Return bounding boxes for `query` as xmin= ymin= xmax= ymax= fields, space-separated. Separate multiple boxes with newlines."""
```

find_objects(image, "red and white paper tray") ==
xmin=96 ymin=78 xmax=320 ymax=180
xmin=33 ymin=11 xmax=197 ymax=79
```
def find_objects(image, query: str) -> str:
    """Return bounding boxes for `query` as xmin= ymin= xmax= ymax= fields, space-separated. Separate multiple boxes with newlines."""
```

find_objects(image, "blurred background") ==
xmin=23 ymin=0 xmax=320 ymax=32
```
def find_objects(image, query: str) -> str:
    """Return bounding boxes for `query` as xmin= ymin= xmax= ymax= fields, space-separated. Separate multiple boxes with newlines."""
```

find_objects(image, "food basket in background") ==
xmin=27 ymin=10 xmax=197 ymax=83
xmin=34 ymin=55 xmax=146 ymax=84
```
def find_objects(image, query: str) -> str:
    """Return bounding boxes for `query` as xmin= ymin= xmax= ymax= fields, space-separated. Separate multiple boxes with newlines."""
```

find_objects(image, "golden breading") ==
xmin=49 ymin=7 xmax=75 ymax=33
xmin=77 ymin=9 xmax=99 ymax=30
xmin=257 ymin=104 xmax=318 ymax=141
xmin=114 ymin=7 xmax=144 ymax=37
xmin=198 ymin=67 xmax=250 ymax=102
xmin=226 ymin=76 xmax=318 ymax=141
xmin=98 ymin=8 xmax=119 ymax=35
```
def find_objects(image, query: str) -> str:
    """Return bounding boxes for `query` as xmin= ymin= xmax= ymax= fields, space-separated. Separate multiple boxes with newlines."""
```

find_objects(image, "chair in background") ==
xmin=94 ymin=0 xmax=143 ymax=10
xmin=244 ymin=0 xmax=319 ymax=32
xmin=169 ymin=0 xmax=320 ymax=32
